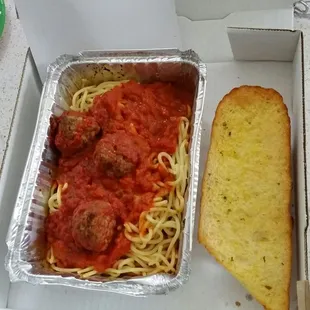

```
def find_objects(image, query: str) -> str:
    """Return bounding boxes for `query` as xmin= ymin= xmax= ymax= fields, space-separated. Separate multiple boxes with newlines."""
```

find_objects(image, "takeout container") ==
xmin=4 ymin=49 xmax=207 ymax=296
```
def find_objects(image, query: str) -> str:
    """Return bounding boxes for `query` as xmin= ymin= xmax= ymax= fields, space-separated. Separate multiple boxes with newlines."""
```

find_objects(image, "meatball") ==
xmin=94 ymin=132 xmax=150 ymax=178
xmin=72 ymin=201 xmax=116 ymax=252
xmin=94 ymin=138 xmax=134 ymax=178
xmin=55 ymin=111 xmax=100 ymax=155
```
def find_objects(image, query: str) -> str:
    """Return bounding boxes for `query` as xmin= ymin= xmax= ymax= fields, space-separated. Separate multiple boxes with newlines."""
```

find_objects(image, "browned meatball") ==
xmin=55 ymin=111 xmax=100 ymax=155
xmin=71 ymin=201 xmax=116 ymax=252
xmin=94 ymin=132 xmax=150 ymax=178
xmin=94 ymin=138 xmax=134 ymax=178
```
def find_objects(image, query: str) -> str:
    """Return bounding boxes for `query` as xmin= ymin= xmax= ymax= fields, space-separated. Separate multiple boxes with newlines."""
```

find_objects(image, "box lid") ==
xmin=15 ymin=0 xmax=181 ymax=81
xmin=15 ymin=0 xmax=295 ymax=81
xmin=175 ymin=0 xmax=294 ymax=21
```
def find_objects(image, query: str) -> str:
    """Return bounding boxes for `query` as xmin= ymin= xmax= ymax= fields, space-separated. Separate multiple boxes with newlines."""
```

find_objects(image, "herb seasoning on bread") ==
xmin=199 ymin=86 xmax=292 ymax=310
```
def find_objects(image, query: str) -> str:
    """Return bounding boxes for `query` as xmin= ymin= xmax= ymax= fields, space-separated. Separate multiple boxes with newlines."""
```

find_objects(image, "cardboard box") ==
xmin=14 ymin=0 xmax=294 ymax=81
xmin=0 ymin=5 xmax=309 ymax=310
xmin=0 ymin=26 xmax=306 ymax=310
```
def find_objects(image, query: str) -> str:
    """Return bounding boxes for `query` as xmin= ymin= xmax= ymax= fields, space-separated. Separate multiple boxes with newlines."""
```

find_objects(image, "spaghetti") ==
xmin=46 ymin=80 xmax=192 ymax=279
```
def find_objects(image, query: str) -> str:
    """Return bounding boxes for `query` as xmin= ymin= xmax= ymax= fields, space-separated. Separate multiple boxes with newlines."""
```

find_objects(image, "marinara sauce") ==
xmin=46 ymin=81 xmax=193 ymax=272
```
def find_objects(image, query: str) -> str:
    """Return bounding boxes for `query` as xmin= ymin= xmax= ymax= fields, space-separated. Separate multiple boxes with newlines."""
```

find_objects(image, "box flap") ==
xmin=179 ymin=9 xmax=294 ymax=63
xmin=228 ymin=28 xmax=300 ymax=61
xmin=175 ymin=0 xmax=294 ymax=21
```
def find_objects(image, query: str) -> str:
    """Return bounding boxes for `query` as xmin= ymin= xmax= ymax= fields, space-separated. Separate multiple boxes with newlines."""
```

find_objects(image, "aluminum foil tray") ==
xmin=5 ymin=49 xmax=207 ymax=296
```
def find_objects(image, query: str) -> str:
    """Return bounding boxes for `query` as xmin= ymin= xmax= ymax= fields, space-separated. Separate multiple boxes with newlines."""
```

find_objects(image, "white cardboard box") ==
xmin=0 ymin=26 xmax=307 ymax=310
xmin=14 ymin=0 xmax=294 ymax=82
xmin=1 ymin=1 xmax=309 ymax=308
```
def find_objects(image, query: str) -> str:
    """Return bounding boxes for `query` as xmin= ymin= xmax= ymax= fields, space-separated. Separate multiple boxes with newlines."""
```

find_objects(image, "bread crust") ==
xmin=199 ymin=86 xmax=292 ymax=310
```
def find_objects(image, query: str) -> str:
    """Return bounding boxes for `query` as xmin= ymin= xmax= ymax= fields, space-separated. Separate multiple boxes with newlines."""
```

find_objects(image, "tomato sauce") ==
xmin=46 ymin=81 xmax=193 ymax=272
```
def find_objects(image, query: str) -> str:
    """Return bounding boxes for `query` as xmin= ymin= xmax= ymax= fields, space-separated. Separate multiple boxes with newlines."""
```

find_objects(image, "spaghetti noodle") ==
xmin=46 ymin=80 xmax=191 ymax=279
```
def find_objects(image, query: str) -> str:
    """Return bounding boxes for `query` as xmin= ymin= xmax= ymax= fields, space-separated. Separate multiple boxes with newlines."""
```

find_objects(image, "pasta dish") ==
xmin=45 ymin=80 xmax=192 ymax=279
